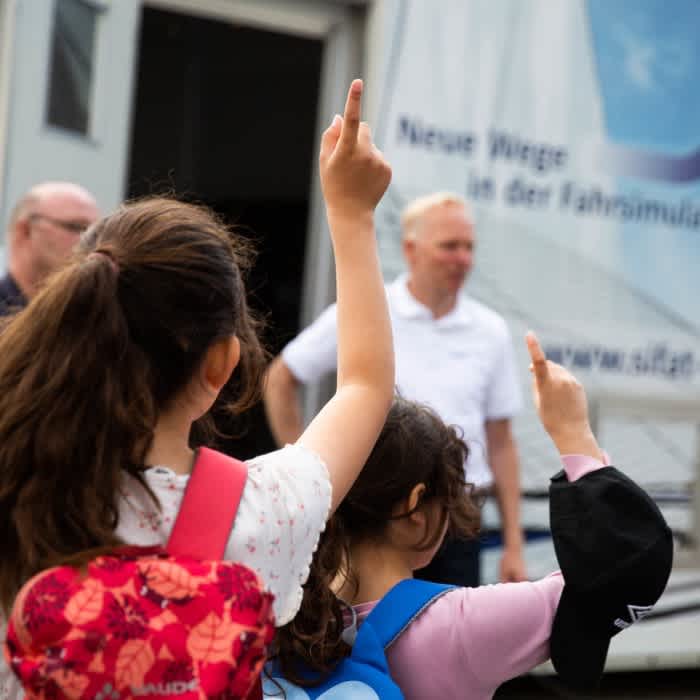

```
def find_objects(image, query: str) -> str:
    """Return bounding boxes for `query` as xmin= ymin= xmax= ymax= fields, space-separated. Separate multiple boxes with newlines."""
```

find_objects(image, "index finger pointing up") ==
xmin=337 ymin=79 xmax=363 ymax=153
xmin=526 ymin=331 xmax=549 ymax=383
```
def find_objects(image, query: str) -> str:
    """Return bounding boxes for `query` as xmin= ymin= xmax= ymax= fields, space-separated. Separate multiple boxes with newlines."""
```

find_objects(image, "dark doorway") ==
xmin=127 ymin=6 xmax=323 ymax=458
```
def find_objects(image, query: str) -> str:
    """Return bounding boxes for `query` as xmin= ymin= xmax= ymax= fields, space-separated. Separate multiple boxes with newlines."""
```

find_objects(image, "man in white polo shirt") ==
xmin=264 ymin=192 xmax=526 ymax=585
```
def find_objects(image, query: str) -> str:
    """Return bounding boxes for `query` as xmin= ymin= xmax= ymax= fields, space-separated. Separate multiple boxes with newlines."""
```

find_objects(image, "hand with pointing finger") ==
xmin=297 ymin=80 xmax=394 ymax=512
xmin=525 ymin=331 xmax=603 ymax=461
xmin=319 ymin=79 xmax=392 ymax=220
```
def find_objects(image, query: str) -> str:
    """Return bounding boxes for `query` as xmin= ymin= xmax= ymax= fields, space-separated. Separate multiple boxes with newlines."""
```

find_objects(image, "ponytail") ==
xmin=0 ymin=251 xmax=158 ymax=613
xmin=0 ymin=196 xmax=266 ymax=614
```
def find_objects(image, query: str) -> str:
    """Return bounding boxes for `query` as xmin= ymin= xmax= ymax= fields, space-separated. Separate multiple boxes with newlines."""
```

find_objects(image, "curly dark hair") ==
xmin=273 ymin=396 xmax=481 ymax=686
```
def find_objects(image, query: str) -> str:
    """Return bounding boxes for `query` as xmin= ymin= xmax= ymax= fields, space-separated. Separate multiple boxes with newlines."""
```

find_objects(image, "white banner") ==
xmin=374 ymin=0 xmax=700 ymax=514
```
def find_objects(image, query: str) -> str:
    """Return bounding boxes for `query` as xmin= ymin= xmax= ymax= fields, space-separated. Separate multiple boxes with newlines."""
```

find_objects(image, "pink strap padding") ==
xmin=167 ymin=447 xmax=248 ymax=560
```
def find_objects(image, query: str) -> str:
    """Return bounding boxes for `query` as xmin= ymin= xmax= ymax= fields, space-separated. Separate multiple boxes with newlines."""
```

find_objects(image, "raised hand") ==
xmin=526 ymin=331 xmax=603 ymax=460
xmin=296 ymin=79 xmax=394 ymax=513
xmin=319 ymin=79 xmax=392 ymax=219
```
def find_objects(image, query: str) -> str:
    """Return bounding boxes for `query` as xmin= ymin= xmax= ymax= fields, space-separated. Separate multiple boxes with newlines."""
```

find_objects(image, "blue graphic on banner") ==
xmin=588 ymin=0 xmax=700 ymax=153
xmin=587 ymin=0 xmax=700 ymax=329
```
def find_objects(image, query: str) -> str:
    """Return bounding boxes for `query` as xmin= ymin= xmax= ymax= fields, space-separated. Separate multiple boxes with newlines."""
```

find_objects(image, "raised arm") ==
xmin=526 ymin=331 xmax=603 ymax=460
xmin=296 ymin=80 xmax=394 ymax=513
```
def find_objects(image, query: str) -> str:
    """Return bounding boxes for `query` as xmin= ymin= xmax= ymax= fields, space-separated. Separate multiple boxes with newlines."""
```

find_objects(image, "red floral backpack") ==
xmin=4 ymin=448 xmax=274 ymax=699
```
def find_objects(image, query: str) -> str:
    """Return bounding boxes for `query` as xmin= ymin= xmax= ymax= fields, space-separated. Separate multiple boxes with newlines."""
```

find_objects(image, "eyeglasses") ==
xmin=28 ymin=213 xmax=92 ymax=235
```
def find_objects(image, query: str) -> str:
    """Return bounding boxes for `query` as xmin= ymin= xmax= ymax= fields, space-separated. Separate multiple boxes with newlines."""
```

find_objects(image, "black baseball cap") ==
xmin=549 ymin=466 xmax=673 ymax=691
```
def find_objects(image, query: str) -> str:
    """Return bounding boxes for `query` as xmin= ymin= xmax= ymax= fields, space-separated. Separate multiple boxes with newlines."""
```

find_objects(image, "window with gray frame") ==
xmin=45 ymin=0 xmax=99 ymax=135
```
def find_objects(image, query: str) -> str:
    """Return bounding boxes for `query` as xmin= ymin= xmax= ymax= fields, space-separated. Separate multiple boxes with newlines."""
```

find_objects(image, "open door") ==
xmin=0 ymin=0 xmax=141 ymax=227
xmin=138 ymin=0 xmax=365 ymax=428
xmin=123 ymin=0 xmax=365 ymax=455
xmin=0 ymin=0 xmax=366 ymax=430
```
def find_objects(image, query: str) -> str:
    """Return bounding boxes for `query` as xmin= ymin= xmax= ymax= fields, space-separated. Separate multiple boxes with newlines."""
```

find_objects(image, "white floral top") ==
xmin=0 ymin=444 xmax=331 ymax=700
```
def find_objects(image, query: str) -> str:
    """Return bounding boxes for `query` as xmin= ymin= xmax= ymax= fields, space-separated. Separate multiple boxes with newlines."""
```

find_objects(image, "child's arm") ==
xmin=526 ymin=331 xmax=603 ymax=461
xmin=386 ymin=576 xmax=561 ymax=695
xmin=296 ymin=80 xmax=394 ymax=513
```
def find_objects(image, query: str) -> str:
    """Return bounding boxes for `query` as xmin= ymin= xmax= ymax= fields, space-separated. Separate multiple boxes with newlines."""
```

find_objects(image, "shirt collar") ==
xmin=0 ymin=273 xmax=27 ymax=309
xmin=388 ymin=273 xmax=472 ymax=327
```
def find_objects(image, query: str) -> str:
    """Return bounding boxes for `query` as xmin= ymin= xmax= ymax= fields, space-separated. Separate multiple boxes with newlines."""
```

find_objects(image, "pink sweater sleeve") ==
xmin=388 ymin=575 xmax=564 ymax=698
xmin=560 ymin=452 xmax=610 ymax=479
xmin=386 ymin=454 xmax=611 ymax=700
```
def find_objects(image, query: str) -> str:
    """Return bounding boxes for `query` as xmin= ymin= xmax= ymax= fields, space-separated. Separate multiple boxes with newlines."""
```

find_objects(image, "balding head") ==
xmin=10 ymin=181 xmax=97 ymax=224
xmin=6 ymin=181 xmax=100 ymax=298
xmin=400 ymin=191 xmax=472 ymax=242
xmin=400 ymin=191 xmax=476 ymax=317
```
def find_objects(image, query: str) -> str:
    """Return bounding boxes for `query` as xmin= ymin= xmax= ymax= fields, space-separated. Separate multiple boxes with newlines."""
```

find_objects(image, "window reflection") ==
xmin=46 ymin=0 xmax=98 ymax=135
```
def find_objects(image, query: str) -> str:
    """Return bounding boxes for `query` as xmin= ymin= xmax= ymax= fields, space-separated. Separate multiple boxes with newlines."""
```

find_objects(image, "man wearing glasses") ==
xmin=0 ymin=182 xmax=99 ymax=315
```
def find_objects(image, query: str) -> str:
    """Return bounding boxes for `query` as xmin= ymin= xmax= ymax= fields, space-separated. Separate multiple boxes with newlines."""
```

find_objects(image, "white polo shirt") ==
xmin=282 ymin=275 xmax=522 ymax=488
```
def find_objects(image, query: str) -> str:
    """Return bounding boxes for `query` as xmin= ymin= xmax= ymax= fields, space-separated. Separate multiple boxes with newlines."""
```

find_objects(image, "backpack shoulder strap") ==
xmin=363 ymin=579 xmax=455 ymax=649
xmin=167 ymin=447 xmax=248 ymax=560
xmin=166 ymin=448 xmax=261 ymax=700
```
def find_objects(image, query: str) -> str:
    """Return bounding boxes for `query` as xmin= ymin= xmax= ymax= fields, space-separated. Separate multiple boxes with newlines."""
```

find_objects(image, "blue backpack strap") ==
xmin=363 ymin=579 xmax=455 ymax=649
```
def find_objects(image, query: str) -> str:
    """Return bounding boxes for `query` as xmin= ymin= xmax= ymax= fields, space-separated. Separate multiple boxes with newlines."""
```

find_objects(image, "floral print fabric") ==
xmin=116 ymin=445 xmax=331 ymax=626
xmin=0 ymin=444 xmax=331 ymax=700
xmin=5 ymin=549 xmax=274 ymax=699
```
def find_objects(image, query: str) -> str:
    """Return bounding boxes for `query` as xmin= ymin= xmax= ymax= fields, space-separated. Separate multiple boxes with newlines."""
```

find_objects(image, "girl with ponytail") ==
xmin=0 ymin=79 xmax=394 ymax=700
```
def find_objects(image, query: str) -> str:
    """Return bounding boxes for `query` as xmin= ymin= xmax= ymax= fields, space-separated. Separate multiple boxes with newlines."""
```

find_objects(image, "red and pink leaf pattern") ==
xmin=87 ymin=651 xmax=105 ymax=674
xmin=6 ymin=553 xmax=275 ymax=699
xmin=115 ymin=639 xmax=155 ymax=689
xmin=186 ymin=612 xmax=246 ymax=665
xmin=148 ymin=608 xmax=179 ymax=631
xmin=50 ymin=669 xmax=90 ymax=698
xmin=64 ymin=578 xmax=104 ymax=626
xmin=140 ymin=560 xmax=202 ymax=600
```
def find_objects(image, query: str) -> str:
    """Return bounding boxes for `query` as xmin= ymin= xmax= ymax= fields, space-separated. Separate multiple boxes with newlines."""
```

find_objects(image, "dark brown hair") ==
xmin=0 ymin=197 xmax=266 ymax=613
xmin=274 ymin=396 xmax=481 ymax=685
